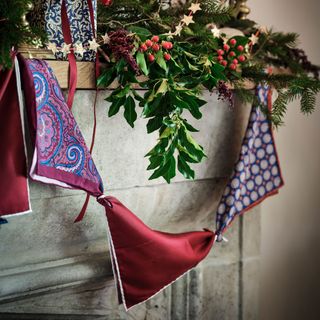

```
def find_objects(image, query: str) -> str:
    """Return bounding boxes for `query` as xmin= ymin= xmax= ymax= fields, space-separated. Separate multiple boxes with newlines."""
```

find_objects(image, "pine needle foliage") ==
xmin=0 ymin=0 xmax=46 ymax=69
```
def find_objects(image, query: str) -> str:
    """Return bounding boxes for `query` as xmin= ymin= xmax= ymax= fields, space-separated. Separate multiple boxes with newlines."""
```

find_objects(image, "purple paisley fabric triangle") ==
xmin=24 ymin=58 xmax=103 ymax=196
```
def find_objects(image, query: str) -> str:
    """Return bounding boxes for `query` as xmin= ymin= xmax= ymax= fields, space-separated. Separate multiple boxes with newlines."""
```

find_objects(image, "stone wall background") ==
xmin=0 ymin=92 xmax=261 ymax=319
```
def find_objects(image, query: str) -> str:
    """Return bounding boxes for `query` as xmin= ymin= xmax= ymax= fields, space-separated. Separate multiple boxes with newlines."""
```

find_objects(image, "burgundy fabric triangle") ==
xmin=97 ymin=196 xmax=215 ymax=310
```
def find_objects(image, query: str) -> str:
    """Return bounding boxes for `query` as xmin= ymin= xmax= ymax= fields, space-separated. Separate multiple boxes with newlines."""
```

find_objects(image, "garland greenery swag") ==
xmin=1 ymin=0 xmax=319 ymax=183
xmin=96 ymin=0 xmax=320 ymax=183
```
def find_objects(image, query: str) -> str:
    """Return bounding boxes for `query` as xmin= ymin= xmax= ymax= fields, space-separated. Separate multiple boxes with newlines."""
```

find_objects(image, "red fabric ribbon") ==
xmin=61 ymin=0 xmax=77 ymax=109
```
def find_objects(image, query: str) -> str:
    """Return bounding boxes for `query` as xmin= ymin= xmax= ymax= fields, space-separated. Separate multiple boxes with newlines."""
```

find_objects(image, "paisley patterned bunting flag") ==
xmin=24 ymin=58 xmax=103 ymax=196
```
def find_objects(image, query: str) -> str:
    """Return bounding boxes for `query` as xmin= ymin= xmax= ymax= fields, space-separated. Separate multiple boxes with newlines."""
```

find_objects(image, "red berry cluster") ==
xmin=216 ymin=38 xmax=246 ymax=71
xmin=140 ymin=36 xmax=173 ymax=62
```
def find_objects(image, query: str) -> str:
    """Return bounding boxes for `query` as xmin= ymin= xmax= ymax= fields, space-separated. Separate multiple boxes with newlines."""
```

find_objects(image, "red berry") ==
xmin=229 ymin=63 xmax=237 ymax=70
xmin=220 ymin=60 xmax=227 ymax=67
xmin=151 ymin=35 xmax=160 ymax=43
xmin=233 ymin=59 xmax=238 ymax=65
xmin=229 ymin=51 xmax=236 ymax=57
xmin=164 ymin=53 xmax=171 ymax=61
xmin=145 ymin=40 xmax=153 ymax=47
xmin=238 ymin=55 xmax=246 ymax=62
xmin=152 ymin=43 xmax=160 ymax=52
xmin=237 ymin=45 xmax=244 ymax=52
xmin=217 ymin=55 xmax=223 ymax=61
xmin=101 ymin=0 xmax=112 ymax=6
xmin=140 ymin=44 xmax=148 ymax=52
xmin=230 ymin=38 xmax=237 ymax=46
xmin=223 ymin=44 xmax=230 ymax=51
xmin=217 ymin=49 xmax=224 ymax=56
xmin=162 ymin=41 xmax=173 ymax=50
xmin=148 ymin=54 xmax=155 ymax=62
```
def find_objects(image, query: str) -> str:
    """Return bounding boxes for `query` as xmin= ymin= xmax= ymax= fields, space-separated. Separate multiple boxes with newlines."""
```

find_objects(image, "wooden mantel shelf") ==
xmin=46 ymin=60 xmax=97 ymax=89
xmin=19 ymin=47 xmax=255 ymax=90
xmin=44 ymin=60 xmax=255 ymax=90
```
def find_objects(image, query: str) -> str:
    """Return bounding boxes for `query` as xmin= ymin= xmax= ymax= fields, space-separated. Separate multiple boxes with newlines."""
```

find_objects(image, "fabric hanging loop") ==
xmin=61 ymin=0 xmax=77 ymax=109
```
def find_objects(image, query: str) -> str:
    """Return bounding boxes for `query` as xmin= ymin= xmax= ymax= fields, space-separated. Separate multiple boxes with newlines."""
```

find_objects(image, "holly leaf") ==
xmin=136 ymin=51 xmax=149 ymax=76
xmin=124 ymin=96 xmax=137 ymax=128
xmin=156 ymin=51 xmax=168 ymax=73
xmin=129 ymin=26 xmax=152 ymax=39
xmin=149 ymin=160 xmax=171 ymax=181
xmin=183 ymin=121 xmax=199 ymax=132
xmin=147 ymin=155 xmax=163 ymax=170
xmin=147 ymin=116 xmax=163 ymax=133
xmin=178 ymin=155 xmax=195 ymax=179
xmin=162 ymin=156 xmax=176 ymax=183
xmin=115 ymin=84 xmax=131 ymax=98
xmin=108 ymin=96 xmax=126 ymax=117
xmin=97 ymin=68 xmax=115 ymax=88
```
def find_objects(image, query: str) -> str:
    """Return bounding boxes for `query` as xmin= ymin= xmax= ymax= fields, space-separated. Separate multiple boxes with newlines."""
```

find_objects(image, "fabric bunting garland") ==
xmin=0 ymin=54 xmax=283 ymax=310
xmin=16 ymin=55 xmax=215 ymax=310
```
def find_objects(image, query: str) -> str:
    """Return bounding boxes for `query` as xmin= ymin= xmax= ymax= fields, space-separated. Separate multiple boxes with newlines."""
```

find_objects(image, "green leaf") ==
xmin=116 ymin=59 xmax=127 ymax=74
xmin=142 ymin=95 xmax=162 ymax=117
xmin=162 ymin=156 xmax=176 ymax=183
xmin=147 ymin=116 xmax=163 ymax=133
xmin=149 ymin=160 xmax=171 ymax=181
xmin=124 ymin=96 xmax=137 ymax=128
xmin=147 ymin=155 xmax=163 ymax=170
xmin=178 ymin=155 xmax=195 ymax=179
xmin=129 ymin=26 xmax=152 ymax=38
xmin=146 ymin=138 xmax=169 ymax=157
xmin=183 ymin=121 xmax=199 ymax=132
xmin=178 ymin=128 xmax=205 ymax=163
xmin=115 ymin=84 xmax=131 ymax=98
xmin=160 ymin=127 xmax=173 ymax=139
xmin=97 ymin=68 xmax=115 ymax=88
xmin=179 ymin=149 xmax=198 ymax=163
xmin=163 ymin=118 xmax=176 ymax=128
xmin=156 ymin=51 xmax=168 ymax=72
xmin=156 ymin=79 xmax=168 ymax=96
xmin=136 ymin=51 xmax=149 ymax=76
xmin=186 ymin=98 xmax=202 ymax=119
xmin=108 ymin=96 xmax=126 ymax=117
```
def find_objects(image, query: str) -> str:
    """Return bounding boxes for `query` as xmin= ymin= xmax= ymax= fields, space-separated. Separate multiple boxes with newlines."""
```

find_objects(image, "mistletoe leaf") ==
xmin=136 ymin=51 xmax=149 ymax=76
xmin=124 ymin=96 xmax=137 ymax=128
